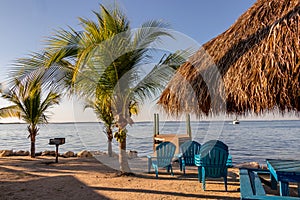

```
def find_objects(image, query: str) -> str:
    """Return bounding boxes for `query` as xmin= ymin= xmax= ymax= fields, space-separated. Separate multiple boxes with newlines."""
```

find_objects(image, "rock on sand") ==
xmin=77 ymin=150 xmax=93 ymax=158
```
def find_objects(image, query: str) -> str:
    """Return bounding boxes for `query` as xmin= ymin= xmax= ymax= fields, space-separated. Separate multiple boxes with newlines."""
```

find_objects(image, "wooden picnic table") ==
xmin=153 ymin=134 xmax=191 ymax=154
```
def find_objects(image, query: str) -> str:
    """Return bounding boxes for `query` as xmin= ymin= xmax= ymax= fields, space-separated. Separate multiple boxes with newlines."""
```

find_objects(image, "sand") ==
xmin=0 ymin=156 xmax=243 ymax=200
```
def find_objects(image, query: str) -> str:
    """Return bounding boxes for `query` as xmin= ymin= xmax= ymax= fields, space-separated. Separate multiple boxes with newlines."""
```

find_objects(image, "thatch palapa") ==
xmin=158 ymin=0 xmax=299 ymax=116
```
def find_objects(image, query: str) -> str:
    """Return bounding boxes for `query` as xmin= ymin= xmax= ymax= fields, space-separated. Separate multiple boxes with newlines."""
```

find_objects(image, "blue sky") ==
xmin=0 ymin=0 xmax=258 ymax=122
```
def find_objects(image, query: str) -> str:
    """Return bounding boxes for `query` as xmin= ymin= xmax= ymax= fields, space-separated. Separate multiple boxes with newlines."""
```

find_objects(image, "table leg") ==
xmin=270 ymin=174 xmax=277 ymax=190
xmin=147 ymin=157 xmax=151 ymax=173
xmin=55 ymin=144 xmax=59 ymax=163
xmin=279 ymin=181 xmax=289 ymax=196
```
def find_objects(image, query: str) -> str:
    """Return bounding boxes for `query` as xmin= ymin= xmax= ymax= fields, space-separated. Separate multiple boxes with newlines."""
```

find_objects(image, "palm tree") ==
xmin=73 ymin=12 xmax=176 ymax=173
xmin=11 ymin=5 xmax=186 ymax=173
xmin=0 ymin=75 xmax=60 ymax=157
xmin=84 ymin=98 xmax=115 ymax=157
xmin=8 ymin=5 xmax=128 ymax=165
xmin=43 ymin=5 xmax=174 ymax=173
xmin=78 ymin=36 xmax=186 ymax=172
xmin=29 ymin=5 xmax=131 ymax=160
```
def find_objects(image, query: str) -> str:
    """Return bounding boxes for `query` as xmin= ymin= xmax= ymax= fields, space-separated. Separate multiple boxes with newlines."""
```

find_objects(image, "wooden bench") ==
xmin=239 ymin=168 xmax=299 ymax=200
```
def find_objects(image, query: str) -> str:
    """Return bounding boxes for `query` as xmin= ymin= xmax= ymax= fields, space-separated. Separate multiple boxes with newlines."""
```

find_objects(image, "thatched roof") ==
xmin=158 ymin=0 xmax=299 ymax=116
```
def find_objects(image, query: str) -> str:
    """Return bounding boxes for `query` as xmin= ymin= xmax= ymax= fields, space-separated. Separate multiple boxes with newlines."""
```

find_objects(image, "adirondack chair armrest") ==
xmin=226 ymin=154 xmax=233 ymax=167
xmin=147 ymin=155 xmax=158 ymax=159
xmin=194 ymin=154 xmax=202 ymax=166
xmin=176 ymin=153 xmax=184 ymax=171
xmin=176 ymin=153 xmax=183 ymax=163
xmin=147 ymin=155 xmax=158 ymax=163
xmin=176 ymin=153 xmax=182 ymax=158
xmin=147 ymin=155 xmax=156 ymax=163
xmin=147 ymin=155 xmax=156 ymax=173
xmin=194 ymin=154 xmax=231 ymax=167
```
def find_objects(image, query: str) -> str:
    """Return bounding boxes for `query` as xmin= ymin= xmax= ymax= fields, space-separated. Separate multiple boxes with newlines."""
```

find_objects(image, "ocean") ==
xmin=0 ymin=120 xmax=299 ymax=165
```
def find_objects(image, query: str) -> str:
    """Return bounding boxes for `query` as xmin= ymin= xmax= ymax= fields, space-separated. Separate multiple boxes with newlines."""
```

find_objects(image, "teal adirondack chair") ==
xmin=178 ymin=140 xmax=201 ymax=175
xmin=147 ymin=142 xmax=176 ymax=178
xmin=195 ymin=140 xmax=229 ymax=191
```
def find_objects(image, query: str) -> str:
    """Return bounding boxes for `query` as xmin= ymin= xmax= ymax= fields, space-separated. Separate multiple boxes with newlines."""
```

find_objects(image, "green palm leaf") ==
xmin=0 ymin=105 xmax=21 ymax=118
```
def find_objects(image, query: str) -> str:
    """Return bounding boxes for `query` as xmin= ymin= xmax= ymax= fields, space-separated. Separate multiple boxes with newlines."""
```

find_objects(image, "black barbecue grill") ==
xmin=49 ymin=138 xmax=65 ymax=163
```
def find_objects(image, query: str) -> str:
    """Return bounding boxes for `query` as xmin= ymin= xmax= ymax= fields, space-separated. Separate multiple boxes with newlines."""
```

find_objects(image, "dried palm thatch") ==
xmin=158 ymin=0 xmax=299 ymax=117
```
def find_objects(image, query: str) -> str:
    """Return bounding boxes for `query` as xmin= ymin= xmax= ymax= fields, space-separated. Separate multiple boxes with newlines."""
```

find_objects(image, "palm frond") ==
xmin=45 ymin=27 xmax=83 ymax=59
xmin=7 ymin=52 xmax=71 ymax=93
xmin=133 ymin=20 xmax=172 ymax=50
xmin=0 ymin=105 xmax=21 ymax=118
xmin=84 ymin=98 xmax=114 ymax=127
xmin=1 ymin=76 xmax=60 ymax=125
xmin=132 ymin=50 xmax=191 ymax=102
xmin=40 ymin=92 xmax=61 ymax=114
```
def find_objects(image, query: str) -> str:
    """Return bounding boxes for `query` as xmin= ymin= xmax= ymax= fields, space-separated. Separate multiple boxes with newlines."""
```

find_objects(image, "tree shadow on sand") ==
xmin=0 ymin=175 xmax=109 ymax=200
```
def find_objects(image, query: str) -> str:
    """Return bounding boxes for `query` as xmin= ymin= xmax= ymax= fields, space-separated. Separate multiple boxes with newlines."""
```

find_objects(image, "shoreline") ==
xmin=0 ymin=149 xmax=268 ymax=170
xmin=0 ymin=119 xmax=299 ymax=124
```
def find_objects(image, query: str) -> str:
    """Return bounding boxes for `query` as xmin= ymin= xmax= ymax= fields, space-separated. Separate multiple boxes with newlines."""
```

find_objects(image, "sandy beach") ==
xmin=0 ymin=156 xmax=243 ymax=200
xmin=0 ymin=0 xmax=299 ymax=199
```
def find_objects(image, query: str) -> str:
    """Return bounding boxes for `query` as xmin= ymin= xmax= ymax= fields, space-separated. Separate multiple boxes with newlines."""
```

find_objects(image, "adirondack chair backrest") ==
xmin=156 ymin=142 xmax=176 ymax=168
xmin=200 ymin=140 xmax=229 ymax=178
xmin=180 ymin=140 xmax=201 ymax=166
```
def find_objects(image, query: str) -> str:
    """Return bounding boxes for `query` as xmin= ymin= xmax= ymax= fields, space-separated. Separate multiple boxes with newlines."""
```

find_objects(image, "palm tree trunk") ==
xmin=30 ymin=134 xmax=36 ymax=158
xmin=108 ymin=129 xmax=113 ymax=157
xmin=107 ymin=136 xmax=113 ymax=157
xmin=29 ymin=125 xmax=37 ymax=158
xmin=106 ymin=128 xmax=113 ymax=157
xmin=119 ymin=137 xmax=130 ymax=173
xmin=108 ymin=140 xmax=113 ymax=157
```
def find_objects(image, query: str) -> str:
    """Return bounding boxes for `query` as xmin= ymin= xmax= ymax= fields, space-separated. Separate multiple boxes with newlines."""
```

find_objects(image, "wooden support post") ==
xmin=156 ymin=113 xmax=159 ymax=135
xmin=153 ymin=113 xmax=160 ymax=152
xmin=186 ymin=113 xmax=191 ymax=138
xmin=153 ymin=113 xmax=157 ymax=137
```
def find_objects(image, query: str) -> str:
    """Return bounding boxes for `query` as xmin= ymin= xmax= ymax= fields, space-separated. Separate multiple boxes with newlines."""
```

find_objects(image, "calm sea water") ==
xmin=0 ymin=120 xmax=299 ymax=165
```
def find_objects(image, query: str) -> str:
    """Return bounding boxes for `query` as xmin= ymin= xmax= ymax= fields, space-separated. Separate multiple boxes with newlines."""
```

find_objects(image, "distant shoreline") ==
xmin=0 ymin=119 xmax=299 ymax=125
